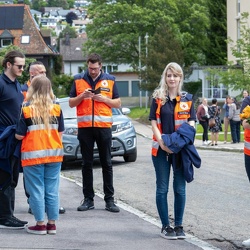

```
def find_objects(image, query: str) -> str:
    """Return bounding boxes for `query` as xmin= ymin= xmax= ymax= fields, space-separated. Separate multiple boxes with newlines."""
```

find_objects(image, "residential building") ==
xmin=0 ymin=4 xmax=58 ymax=73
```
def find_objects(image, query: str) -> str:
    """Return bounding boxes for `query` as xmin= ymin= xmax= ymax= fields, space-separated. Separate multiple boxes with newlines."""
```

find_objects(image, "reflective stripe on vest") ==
xmin=151 ymin=94 xmax=192 ymax=156
xmin=21 ymin=104 xmax=63 ymax=167
xmin=244 ymin=129 xmax=250 ymax=155
xmin=75 ymin=79 xmax=113 ymax=128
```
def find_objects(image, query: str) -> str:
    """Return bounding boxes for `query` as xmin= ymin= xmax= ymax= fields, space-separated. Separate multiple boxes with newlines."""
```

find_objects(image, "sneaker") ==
xmin=206 ymin=140 xmax=211 ymax=145
xmin=0 ymin=217 xmax=25 ymax=229
xmin=105 ymin=201 xmax=120 ymax=213
xmin=47 ymin=223 xmax=56 ymax=235
xmin=59 ymin=207 xmax=65 ymax=214
xmin=174 ymin=226 xmax=186 ymax=239
xmin=202 ymin=141 xmax=207 ymax=146
xmin=12 ymin=216 xmax=28 ymax=225
xmin=77 ymin=198 xmax=94 ymax=211
xmin=27 ymin=224 xmax=47 ymax=235
xmin=242 ymin=238 xmax=250 ymax=247
xmin=160 ymin=226 xmax=177 ymax=240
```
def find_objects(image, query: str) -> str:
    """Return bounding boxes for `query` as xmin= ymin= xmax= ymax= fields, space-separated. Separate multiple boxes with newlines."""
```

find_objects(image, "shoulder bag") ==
xmin=209 ymin=106 xmax=218 ymax=127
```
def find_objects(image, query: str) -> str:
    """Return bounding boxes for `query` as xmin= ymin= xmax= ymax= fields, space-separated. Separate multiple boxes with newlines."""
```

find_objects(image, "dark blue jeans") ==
xmin=78 ymin=127 xmax=114 ymax=202
xmin=152 ymin=148 xmax=186 ymax=227
xmin=230 ymin=120 xmax=241 ymax=143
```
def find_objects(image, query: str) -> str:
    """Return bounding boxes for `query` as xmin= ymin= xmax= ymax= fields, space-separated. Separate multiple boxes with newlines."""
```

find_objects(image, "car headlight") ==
xmin=113 ymin=121 xmax=132 ymax=133
xmin=63 ymin=127 xmax=78 ymax=135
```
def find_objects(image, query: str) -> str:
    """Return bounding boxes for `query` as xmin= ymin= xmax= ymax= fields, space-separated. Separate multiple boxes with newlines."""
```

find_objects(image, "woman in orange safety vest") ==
xmin=15 ymin=75 xmax=64 ymax=235
xmin=149 ymin=62 xmax=196 ymax=240
xmin=240 ymin=96 xmax=250 ymax=247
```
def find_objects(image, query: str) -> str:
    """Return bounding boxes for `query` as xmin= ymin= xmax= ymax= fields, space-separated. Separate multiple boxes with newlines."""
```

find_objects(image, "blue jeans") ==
xmin=23 ymin=162 xmax=61 ymax=222
xmin=152 ymin=148 xmax=186 ymax=227
xmin=230 ymin=120 xmax=241 ymax=143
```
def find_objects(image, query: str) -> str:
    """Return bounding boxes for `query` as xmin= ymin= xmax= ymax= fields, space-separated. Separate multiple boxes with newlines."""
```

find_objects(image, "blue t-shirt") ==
xmin=0 ymin=73 xmax=24 ymax=127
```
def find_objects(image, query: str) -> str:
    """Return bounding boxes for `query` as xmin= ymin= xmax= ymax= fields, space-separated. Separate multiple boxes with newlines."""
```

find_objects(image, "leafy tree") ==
xmin=32 ymin=0 xmax=47 ymax=11
xmin=66 ymin=11 xmax=78 ymax=26
xmin=140 ymin=23 xmax=184 ymax=92
xmin=52 ymin=74 xmax=74 ymax=97
xmin=59 ymin=25 xmax=77 ymax=39
xmin=205 ymin=0 xmax=227 ymax=65
xmin=84 ymin=0 xmax=210 ymax=68
xmin=47 ymin=0 xmax=69 ymax=9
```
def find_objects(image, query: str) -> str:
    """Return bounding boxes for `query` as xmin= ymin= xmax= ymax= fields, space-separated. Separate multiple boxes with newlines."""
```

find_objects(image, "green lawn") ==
xmin=127 ymin=107 xmax=243 ymax=142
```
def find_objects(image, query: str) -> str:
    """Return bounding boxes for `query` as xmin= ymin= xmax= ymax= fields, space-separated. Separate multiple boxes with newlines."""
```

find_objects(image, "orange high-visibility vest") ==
xmin=244 ymin=129 xmax=250 ymax=156
xmin=22 ymin=80 xmax=31 ymax=101
xmin=21 ymin=103 xmax=63 ymax=167
xmin=75 ymin=78 xmax=114 ymax=128
xmin=151 ymin=93 xmax=193 ymax=156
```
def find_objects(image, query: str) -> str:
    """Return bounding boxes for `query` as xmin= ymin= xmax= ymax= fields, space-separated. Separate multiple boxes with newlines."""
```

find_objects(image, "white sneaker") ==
xmin=206 ymin=140 xmax=211 ymax=145
xmin=242 ymin=238 xmax=250 ymax=247
xmin=202 ymin=141 xmax=207 ymax=146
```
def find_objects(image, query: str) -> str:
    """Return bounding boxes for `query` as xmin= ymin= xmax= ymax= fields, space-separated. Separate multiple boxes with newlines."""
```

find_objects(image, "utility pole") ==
xmin=145 ymin=33 xmax=149 ymax=111
xmin=139 ymin=36 xmax=142 ymax=108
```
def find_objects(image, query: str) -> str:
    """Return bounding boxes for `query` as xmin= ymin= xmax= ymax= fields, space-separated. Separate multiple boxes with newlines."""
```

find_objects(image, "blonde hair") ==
xmin=152 ymin=62 xmax=183 ymax=104
xmin=25 ymin=75 xmax=57 ymax=131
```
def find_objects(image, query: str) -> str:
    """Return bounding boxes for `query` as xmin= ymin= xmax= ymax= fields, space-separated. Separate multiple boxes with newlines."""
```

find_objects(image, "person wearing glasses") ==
xmin=0 ymin=50 xmax=28 ymax=229
xmin=69 ymin=53 xmax=121 ymax=213
xmin=21 ymin=61 xmax=66 ymax=215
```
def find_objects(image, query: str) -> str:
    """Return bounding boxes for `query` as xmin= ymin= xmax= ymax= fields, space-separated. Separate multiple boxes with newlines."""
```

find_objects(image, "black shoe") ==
xmin=59 ymin=207 xmax=66 ymax=214
xmin=77 ymin=199 xmax=94 ymax=211
xmin=105 ymin=201 xmax=120 ymax=213
xmin=0 ymin=217 xmax=25 ymax=229
xmin=174 ymin=226 xmax=186 ymax=239
xmin=12 ymin=216 xmax=28 ymax=225
xmin=161 ymin=226 xmax=177 ymax=240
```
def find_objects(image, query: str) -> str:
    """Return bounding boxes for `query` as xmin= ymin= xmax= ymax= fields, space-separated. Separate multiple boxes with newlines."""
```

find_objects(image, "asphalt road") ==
xmin=62 ymin=134 xmax=249 ymax=250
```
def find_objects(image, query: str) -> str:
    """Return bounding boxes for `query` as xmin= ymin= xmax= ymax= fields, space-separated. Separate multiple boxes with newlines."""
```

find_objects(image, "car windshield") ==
xmin=59 ymin=98 xmax=121 ymax=119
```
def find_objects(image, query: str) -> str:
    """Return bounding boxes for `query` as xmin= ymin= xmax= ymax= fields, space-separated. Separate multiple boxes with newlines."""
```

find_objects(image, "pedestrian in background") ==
xmin=149 ymin=62 xmax=196 ymax=240
xmin=0 ymin=50 xmax=28 ymax=229
xmin=228 ymin=97 xmax=241 ymax=143
xmin=69 ymin=53 xmax=121 ymax=213
xmin=208 ymin=98 xmax=222 ymax=146
xmin=222 ymin=95 xmax=231 ymax=144
xmin=15 ymin=75 xmax=64 ymax=235
xmin=240 ymin=95 xmax=250 ymax=247
xmin=243 ymin=90 xmax=249 ymax=99
xmin=196 ymin=98 xmax=211 ymax=146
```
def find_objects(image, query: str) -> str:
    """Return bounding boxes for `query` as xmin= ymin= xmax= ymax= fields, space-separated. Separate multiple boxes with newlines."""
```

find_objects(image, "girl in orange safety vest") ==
xmin=15 ymin=75 xmax=64 ymax=235
xmin=149 ymin=62 xmax=196 ymax=240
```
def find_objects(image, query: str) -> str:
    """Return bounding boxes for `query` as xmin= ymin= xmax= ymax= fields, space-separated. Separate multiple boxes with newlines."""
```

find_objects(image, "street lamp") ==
xmin=138 ymin=36 xmax=142 ymax=108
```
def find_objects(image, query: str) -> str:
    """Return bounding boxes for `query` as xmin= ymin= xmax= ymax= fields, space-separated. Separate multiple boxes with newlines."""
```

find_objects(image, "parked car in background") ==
xmin=58 ymin=97 xmax=137 ymax=167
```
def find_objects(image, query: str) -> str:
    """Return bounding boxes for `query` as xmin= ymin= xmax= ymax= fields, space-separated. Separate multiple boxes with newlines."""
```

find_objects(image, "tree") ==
xmin=140 ymin=23 xmax=184 ymax=92
xmin=47 ymin=0 xmax=69 ymax=9
xmin=59 ymin=25 xmax=77 ymax=39
xmin=84 ymin=0 xmax=210 ymax=68
xmin=66 ymin=11 xmax=78 ymax=26
xmin=205 ymin=0 xmax=227 ymax=65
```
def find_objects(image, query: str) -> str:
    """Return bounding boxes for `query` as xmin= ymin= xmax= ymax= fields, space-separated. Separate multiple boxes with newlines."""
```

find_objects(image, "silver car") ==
xmin=58 ymin=97 xmax=137 ymax=166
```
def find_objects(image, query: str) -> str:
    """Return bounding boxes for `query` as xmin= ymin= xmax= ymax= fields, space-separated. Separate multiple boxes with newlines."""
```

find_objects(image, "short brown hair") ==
xmin=2 ymin=50 xmax=25 ymax=69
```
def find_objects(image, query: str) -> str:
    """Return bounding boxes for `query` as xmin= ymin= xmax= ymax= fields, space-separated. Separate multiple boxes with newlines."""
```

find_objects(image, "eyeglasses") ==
xmin=88 ymin=67 xmax=100 ymax=71
xmin=13 ymin=64 xmax=26 ymax=70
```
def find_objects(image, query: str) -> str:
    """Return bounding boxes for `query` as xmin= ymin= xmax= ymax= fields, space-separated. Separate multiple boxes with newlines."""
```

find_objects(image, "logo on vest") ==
xmin=180 ymin=102 xmax=189 ymax=110
xmin=101 ymin=80 xmax=108 ymax=87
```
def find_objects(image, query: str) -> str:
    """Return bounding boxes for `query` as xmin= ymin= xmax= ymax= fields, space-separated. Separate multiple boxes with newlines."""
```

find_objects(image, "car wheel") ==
xmin=123 ymin=148 xmax=137 ymax=162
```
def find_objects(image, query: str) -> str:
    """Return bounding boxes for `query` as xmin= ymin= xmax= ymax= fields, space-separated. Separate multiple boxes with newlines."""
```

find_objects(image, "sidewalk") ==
xmin=131 ymin=119 xmax=244 ymax=153
xmin=0 ymin=175 xmax=209 ymax=250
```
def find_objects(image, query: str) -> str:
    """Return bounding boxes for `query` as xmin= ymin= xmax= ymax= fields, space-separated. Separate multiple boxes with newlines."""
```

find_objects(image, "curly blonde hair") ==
xmin=152 ymin=62 xmax=183 ymax=105
xmin=25 ymin=75 xmax=57 ymax=131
